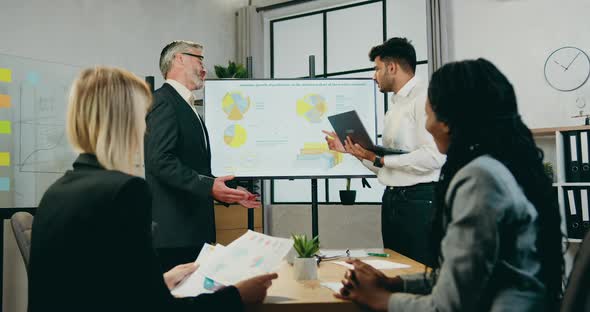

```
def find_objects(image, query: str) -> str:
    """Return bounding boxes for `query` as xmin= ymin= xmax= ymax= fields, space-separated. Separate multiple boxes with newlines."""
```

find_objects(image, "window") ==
xmin=267 ymin=0 xmax=428 ymax=204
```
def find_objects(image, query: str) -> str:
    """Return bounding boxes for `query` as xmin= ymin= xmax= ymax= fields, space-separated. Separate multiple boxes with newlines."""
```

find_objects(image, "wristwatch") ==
xmin=373 ymin=156 xmax=383 ymax=168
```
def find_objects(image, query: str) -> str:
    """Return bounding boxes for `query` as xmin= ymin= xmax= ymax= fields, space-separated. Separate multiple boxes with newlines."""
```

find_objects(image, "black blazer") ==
xmin=144 ymin=83 xmax=216 ymax=248
xmin=28 ymin=154 xmax=242 ymax=312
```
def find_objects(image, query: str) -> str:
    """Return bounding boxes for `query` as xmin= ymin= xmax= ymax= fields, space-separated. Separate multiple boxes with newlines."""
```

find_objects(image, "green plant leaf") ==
xmin=214 ymin=65 xmax=229 ymax=79
xmin=215 ymin=61 xmax=249 ymax=79
xmin=291 ymin=233 xmax=320 ymax=257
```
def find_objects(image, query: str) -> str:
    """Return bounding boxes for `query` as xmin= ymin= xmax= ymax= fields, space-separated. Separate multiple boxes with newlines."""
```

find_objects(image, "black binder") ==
xmin=581 ymin=131 xmax=590 ymax=182
xmin=564 ymin=187 xmax=583 ymax=239
xmin=563 ymin=131 xmax=582 ymax=182
xmin=564 ymin=186 xmax=590 ymax=239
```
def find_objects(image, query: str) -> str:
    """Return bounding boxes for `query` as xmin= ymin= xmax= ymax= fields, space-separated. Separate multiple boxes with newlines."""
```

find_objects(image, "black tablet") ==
xmin=327 ymin=110 xmax=407 ymax=156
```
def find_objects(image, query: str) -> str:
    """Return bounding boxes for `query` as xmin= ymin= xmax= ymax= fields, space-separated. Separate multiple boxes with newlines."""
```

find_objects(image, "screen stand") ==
xmin=248 ymin=179 xmax=254 ymax=230
xmin=308 ymin=55 xmax=319 ymax=239
xmin=311 ymin=178 xmax=319 ymax=238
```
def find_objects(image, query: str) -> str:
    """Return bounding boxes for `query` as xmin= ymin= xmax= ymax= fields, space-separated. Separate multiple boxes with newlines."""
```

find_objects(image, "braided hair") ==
xmin=427 ymin=58 xmax=563 ymax=308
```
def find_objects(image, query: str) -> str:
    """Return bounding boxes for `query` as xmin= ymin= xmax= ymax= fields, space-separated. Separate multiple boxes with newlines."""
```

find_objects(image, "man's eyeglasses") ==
xmin=182 ymin=52 xmax=204 ymax=62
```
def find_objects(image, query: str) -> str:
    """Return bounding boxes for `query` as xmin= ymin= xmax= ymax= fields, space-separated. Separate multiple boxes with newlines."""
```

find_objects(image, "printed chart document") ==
xmin=172 ymin=231 xmax=293 ymax=297
xmin=199 ymin=230 xmax=293 ymax=285
xmin=320 ymin=282 xmax=343 ymax=294
xmin=332 ymin=260 xmax=410 ymax=270
xmin=171 ymin=243 xmax=225 ymax=297
xmin=318 ymin=249 xmax=369 ymax=259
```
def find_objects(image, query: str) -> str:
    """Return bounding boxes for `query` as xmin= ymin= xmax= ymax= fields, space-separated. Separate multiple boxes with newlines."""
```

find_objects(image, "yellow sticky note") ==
xmin=0 ymin=68 xmax=11 ymax=83
xmin=0 ymin=152 xmax=9 ymax=166
xmin=0 ymin=121 xmax=11 ymax=134
xmin=0 ymin=94 xmax=9 ymax=108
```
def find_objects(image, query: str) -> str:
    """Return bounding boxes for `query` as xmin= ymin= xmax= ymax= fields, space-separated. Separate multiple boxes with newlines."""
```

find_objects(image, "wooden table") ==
xmin=248 ymin=249 xmax=426 ymax=312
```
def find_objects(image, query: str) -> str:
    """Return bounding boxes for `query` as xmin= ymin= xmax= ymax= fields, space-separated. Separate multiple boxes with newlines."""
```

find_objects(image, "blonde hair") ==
xmin=67 ymin=66 xmax=152 ymax=175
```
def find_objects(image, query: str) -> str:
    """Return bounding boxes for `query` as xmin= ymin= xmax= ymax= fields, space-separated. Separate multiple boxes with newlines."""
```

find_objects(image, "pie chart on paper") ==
xmin=224 ymin=124 xmax=247 ymax=148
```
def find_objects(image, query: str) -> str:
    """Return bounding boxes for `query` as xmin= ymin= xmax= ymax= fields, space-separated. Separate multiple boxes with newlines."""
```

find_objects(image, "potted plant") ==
xmin=339 ymin=178 xmax=356 ymax=205
xmin=543 ymin=162 xmax=554 ymax=182
xmin=291 ymin=234 xmax=320 ymax=280
xmin=214 ymin=61 xmax=248 ymax=78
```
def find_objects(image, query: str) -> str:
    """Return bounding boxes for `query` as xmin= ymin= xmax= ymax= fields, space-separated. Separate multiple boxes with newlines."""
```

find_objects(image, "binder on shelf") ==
xmin=582 ymin=188 xmax=590 ymax=233
xmin=563 ymin=186 xmax=590 ymax=239
xmin=563 ymin=131 xmax=582 ymax=182
xmin=581 ymin=131 xmax=590 ymax=182
xmin=564 ymin=188 xmax=582 ymax=239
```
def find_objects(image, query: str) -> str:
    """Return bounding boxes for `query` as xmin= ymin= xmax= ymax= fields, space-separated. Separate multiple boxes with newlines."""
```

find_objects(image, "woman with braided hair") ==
xmin=336 ymin=58 xmax=563 ymax=311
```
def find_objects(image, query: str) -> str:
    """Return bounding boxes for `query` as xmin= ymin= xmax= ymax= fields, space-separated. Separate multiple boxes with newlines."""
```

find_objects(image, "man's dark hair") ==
xmin=368 ymin=37 xmax=416 ymax=73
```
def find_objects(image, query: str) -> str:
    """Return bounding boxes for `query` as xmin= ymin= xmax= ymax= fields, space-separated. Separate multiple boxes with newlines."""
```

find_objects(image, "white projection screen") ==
xmin=204 ymin=79 xmax=377 ymax=178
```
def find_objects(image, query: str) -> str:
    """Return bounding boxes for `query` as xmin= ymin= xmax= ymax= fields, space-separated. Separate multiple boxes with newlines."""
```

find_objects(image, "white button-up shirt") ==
xmin=165 ymin=79 xmax=208 ymax=150
xmin=362 ymin=76 xmax=446 ymax=187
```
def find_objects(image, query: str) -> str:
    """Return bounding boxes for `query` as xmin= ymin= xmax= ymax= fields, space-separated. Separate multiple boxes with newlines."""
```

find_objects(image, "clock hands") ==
xmin=565 ymin=52 xmax=581 ymax=71
xmin=545 ymin=47 xmax=590 ymax=91
xmin=554 ymin=60 xmax=567 ymax=70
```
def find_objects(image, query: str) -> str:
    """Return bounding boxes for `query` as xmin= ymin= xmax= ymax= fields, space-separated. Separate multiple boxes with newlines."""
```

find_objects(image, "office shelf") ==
xmin=555 ymin=182 xmax=590 ymax=186
xmin=533 ymin=126 xmax=590 ymax=243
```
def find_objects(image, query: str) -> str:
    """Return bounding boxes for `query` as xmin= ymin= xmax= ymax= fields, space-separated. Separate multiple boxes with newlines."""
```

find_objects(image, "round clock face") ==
xmin=544 ymin=46 xmax=590 ymax=92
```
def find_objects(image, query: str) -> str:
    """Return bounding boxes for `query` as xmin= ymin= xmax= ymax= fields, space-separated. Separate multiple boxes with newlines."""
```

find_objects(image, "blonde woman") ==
xmin=28 ymin=67 xmax=277 ymax=312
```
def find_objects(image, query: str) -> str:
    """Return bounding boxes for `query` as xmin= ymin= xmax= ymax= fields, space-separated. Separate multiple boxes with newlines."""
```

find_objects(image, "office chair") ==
xmin=561 ymin=230 xmax=590 ymax=312
xmin=10 ymin=212 xmax=34 ymax=272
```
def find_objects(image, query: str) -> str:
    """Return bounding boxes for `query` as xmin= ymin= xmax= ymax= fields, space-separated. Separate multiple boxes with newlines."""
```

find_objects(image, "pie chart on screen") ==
xmin=223 ymin=124 xmax=247 ymax=148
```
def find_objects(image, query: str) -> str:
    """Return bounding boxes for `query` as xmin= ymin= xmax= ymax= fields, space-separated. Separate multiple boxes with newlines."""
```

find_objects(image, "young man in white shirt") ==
xmin=324 ymin=37 xmax=445 ymax=266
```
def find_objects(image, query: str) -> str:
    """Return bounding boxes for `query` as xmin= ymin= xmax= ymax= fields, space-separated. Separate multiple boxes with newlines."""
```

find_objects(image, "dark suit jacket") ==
xmin=28 ymin=154 xmax=243 ymax=312
xmin=145 ymin=83 xmax=216 ymax=248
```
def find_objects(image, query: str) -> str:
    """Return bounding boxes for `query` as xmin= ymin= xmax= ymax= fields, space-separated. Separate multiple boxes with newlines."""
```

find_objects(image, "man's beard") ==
xmin=192 ymin=73 xmax=204 ymax=90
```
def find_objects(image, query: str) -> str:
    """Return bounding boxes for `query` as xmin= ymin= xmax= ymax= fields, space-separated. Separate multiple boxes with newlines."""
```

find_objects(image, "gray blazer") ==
xmin=389 ymin=155 xmax=546 ymax=311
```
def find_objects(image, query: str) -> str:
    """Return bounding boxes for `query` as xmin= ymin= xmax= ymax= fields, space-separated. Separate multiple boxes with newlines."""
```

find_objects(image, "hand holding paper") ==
xmin=164 ymin=263 xmax=198 ymax=291
xmin=171 ymin=231 xmax=292 ymax=298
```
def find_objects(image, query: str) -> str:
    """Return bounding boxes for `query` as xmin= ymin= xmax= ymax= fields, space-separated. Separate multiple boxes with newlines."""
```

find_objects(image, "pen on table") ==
xmin=367 ymin=252 xmax=389 ymax=258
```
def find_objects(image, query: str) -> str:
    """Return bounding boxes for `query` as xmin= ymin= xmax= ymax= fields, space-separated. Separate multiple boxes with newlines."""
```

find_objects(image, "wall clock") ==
xmin=544 ymin=46 xmax=590 ymax=92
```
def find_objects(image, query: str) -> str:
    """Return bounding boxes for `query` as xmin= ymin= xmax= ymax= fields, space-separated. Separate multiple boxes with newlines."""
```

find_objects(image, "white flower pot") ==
xmin=293 ymin=257 xmax=318 ymax=280
xmin=285 ymin=247 xmax=296 ymax=265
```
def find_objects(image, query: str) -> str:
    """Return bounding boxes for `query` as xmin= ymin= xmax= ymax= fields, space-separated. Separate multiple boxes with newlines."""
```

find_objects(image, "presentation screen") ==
xmin=204 ymin=79 xmax=377 ymax=178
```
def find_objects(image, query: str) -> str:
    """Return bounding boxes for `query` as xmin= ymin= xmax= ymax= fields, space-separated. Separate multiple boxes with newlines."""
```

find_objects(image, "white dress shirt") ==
xmin=165 ymin=79 xmax=208 ymax=150
xmin=362 ymin=76 xmax=445 ymax=187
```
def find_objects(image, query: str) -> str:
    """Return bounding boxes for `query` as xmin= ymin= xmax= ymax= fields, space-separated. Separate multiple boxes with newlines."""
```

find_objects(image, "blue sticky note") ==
xmin=26 ymin=72 xmax=40 ymax=85
xmin=0 ymin=177 xmax=9 ymax=191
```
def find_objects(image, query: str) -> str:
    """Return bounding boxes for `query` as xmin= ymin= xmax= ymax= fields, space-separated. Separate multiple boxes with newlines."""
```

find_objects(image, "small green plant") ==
xmin=346 ymin=178 xmax=352 ymax=191
xmin=291 ymin=234 xmax=320 ymax=258
xmin=543 ymin=162 xmax=554 ymax=181
xmin=214 ymin=61 xmax=248 ymax=78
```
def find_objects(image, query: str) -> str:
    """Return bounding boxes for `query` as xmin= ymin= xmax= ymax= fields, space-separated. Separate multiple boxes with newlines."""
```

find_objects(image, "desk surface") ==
xmin=249 ymin=249 xmax=426 ymax=312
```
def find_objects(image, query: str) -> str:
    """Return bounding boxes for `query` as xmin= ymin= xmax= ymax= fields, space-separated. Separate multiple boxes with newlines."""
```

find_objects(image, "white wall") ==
xmin=446 ymin=0 xmax=590 ymax=129
xmin=447 ymin=0 xmax=589 ymax=280
xmin=0 ymin=0 xmax=247 ymax=88
xmin=0 ymin=1 xmax=247 ymax=311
